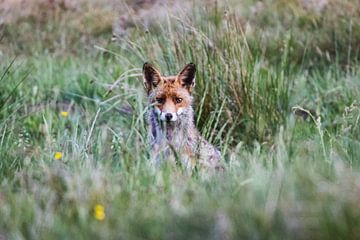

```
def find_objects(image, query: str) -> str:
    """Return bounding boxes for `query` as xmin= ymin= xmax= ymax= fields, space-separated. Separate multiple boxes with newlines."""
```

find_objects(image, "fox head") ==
xmin=142 ymin=62 xmax=196 ymax=122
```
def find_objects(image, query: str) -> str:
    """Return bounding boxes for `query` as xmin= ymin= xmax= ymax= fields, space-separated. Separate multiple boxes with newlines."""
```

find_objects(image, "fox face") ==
xmin=143 ymin=63 xmax=196 ymax=122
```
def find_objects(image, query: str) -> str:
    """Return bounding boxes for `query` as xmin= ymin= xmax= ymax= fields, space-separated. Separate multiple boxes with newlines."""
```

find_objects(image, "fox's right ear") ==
xmin=177 ymin=63 xmax=196 ymax=92
xmin=143 ymin=62 xmax=162 ymax=92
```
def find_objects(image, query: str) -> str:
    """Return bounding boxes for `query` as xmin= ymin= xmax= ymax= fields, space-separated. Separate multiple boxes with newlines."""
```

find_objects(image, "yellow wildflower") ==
xmin=60 ymin=111 xmax=69 ymax=117
xmin=94 ymin=204 xmax=106 ymax=221
xmin=54 ymin=152 xmax=62 ymax=160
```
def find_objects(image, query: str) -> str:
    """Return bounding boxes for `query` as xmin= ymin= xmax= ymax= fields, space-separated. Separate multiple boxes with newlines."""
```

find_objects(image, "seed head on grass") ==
xmin=94 ymin=204 xmax=105 ymax=221
xmin=54 ymin=152 xmax=62 ymax=160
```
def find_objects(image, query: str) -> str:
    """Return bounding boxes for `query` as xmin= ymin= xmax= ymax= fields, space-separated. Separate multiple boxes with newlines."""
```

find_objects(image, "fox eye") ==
xmin=175 ymin=98 xmax=183 ymax=104
xmin=156 ymin=97 xmax=165 ymax=104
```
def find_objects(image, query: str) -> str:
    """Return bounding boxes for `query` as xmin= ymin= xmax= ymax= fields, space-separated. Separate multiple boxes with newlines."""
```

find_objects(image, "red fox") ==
xmin=142 ymin=62 xmax=221 ymax=170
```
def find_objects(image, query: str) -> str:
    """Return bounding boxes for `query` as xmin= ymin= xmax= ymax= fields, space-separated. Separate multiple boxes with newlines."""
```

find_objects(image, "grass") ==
xmin=0 ymin=0 xmax=360 ymax=239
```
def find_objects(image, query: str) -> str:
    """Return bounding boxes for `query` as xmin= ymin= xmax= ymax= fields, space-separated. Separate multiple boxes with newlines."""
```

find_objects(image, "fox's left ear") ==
xmin=143 ymin=62 xmax=162 ymax=93
xmin=177 ymin=63 xmax=196 ymax=92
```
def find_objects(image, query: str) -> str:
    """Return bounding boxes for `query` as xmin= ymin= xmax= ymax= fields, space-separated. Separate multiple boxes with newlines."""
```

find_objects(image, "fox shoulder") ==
xmin=196 ymin=137 xmax=221 ymax=168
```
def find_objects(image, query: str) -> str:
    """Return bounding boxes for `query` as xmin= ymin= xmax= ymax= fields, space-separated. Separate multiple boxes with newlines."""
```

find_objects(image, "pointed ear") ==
xmin=143 ymin=62 xmax=162 ymax=92
xmin=177 ymin=63 xmax=196 ymax=92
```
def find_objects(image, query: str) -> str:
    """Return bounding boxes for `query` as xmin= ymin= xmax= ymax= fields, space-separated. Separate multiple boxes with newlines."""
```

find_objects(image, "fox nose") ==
xmin=165 ymin=113 xmax=173 ymax=121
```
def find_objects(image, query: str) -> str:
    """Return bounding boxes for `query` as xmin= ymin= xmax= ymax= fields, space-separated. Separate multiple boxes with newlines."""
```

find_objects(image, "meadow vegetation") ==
xmin=0 ymin=0 xmax=359 ymax=239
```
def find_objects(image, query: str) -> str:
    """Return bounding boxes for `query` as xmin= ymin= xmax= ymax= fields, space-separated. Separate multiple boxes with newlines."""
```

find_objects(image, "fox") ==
xmin=142 ymin=62 xmax=221 ymax=170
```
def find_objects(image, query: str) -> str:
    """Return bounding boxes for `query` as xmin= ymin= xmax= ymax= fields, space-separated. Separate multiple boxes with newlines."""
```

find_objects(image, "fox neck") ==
xmin=149 ymin=106 xmax=195 ymax=146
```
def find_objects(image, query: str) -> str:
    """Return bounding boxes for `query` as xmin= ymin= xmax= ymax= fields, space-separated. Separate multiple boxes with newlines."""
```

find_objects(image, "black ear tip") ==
xmin=188 ymin=63 xmax=196 ymax=70
xmin=143 ymin=62 xmax=151 ymax=70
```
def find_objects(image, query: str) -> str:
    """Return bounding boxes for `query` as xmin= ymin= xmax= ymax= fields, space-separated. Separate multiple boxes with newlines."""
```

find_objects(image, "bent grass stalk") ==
xmin=292 ymin=106 xmax=330 ymax=163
